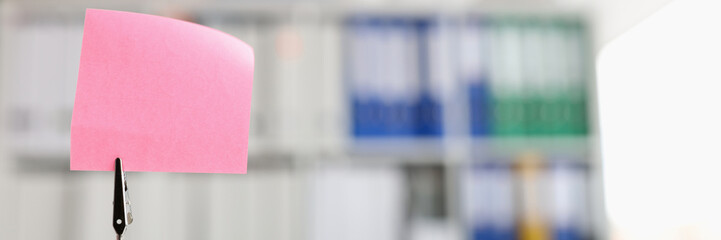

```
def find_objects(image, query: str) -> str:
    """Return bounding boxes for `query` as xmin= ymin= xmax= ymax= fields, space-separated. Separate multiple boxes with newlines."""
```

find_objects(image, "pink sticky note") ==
xmin=71 ymin=9 xmax=254 ymax=174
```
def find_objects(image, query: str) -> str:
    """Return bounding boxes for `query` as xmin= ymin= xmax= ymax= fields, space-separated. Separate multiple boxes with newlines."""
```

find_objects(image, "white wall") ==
xmin=598 ymin=0 xmax=721 ymax=239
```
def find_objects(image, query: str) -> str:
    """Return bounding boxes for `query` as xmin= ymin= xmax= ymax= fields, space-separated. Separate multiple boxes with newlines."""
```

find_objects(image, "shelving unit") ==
xmin=0 ymin=1 xmax=614 ymax=240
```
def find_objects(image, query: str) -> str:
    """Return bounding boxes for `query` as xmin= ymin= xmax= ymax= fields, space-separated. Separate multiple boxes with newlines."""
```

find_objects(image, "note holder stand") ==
xmin=113 ymin=158 xmax=133 ymax=240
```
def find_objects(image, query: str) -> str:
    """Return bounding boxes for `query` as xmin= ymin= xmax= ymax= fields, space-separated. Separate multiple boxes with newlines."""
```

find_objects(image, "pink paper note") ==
xmin=71 ymin=9 xmax=254 ymax=174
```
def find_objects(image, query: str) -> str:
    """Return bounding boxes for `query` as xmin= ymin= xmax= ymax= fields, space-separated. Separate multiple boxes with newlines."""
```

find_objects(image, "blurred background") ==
xmin=5 ymin=0 xmax=721 ymax=240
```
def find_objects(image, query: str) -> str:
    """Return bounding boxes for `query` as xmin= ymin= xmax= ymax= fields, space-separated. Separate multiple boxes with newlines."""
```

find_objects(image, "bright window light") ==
xmin=598 ymin=0 xmax=721 ymax=239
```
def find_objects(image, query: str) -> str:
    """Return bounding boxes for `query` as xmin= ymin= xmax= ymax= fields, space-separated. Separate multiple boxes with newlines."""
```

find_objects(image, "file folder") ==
xmin=464 ymin=162 xmax=515 ymax=240
xmin=489 ymin=19 xmax=525 ymax=136
xmin=459 ymin=18 xmax=492 ymax=136
xmin=415 ymin=18 xmax=446 ymax=137
xmin=385 ymin=18 xmax=420 ymax=136
xmin=566 ymin=20 xmax=589 ymax=136
xmin=347 ymin=17 xmax=384 ymax=137
xmin=521 ymin=20 xmax=546 ymax=136
xmin=549 ymin=160 xmax=589 ymax=240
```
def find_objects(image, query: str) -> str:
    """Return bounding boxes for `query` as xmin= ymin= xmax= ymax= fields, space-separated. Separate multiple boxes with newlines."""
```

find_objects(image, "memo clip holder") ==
xmin=113 ymin=158 xmax=133 ymax=240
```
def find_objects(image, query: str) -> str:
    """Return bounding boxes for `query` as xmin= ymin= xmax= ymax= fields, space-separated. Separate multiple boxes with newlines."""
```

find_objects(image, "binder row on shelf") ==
xmin=309 ymin=155 xmax=592 ymax=240
xmin=462 ymin=154 xmax=592 ymax=240
xmin=345 ymin=16 xmax=591 ymax=138
xmin=5 ymin=14 xmax=593 ymax=156
xmin=344 ymin=17 xmax=443 ymax=137
xmin=310 ymin=164 xmax=455 ymax=240
xmin=310 ymin=165 xmax=405 ymax=240
xmin=199 ymin=14 xmax=348 ymax=155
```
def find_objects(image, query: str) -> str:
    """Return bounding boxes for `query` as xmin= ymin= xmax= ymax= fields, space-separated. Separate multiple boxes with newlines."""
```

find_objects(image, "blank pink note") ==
xmin=71 ymin=9 xmax=254 ymax=173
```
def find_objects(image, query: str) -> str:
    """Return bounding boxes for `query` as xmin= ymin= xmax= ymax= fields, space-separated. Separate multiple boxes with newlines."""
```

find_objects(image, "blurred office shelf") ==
xmin=0 ymin=2 xmax=610 ymax=240
xmin=346 ymin=136 xmax=591 ymax=163
xmin=9 ymin=134 xmax=70 ymax=159
xmin=349 ymin=138 xmax=447 ymax=159
xmin=471 ymin=136 xmax=592 ymax=158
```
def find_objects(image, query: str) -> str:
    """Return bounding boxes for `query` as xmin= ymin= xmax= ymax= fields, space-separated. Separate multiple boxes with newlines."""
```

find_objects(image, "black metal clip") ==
xmin=113 ymin=158 xmax=133 ymax=239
